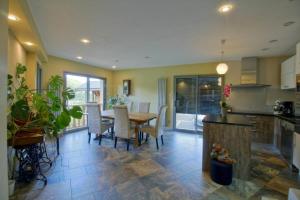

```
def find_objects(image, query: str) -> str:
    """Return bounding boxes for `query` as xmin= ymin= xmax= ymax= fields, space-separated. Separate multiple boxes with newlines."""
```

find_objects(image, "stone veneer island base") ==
xmin=202 ymin=114 xmax=253 ymax=180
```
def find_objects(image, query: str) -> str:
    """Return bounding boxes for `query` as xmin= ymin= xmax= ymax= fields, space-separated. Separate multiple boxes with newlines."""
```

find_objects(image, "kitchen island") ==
xmin=202 ymin=114 xmax=253 ymax=180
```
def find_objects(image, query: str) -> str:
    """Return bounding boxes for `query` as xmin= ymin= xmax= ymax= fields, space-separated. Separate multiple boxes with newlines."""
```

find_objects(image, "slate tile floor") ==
xmin=11 ymin=130 xmax=300 ymax=200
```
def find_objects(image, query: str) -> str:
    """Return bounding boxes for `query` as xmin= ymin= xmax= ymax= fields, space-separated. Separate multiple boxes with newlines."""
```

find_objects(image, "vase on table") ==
xmin=221 ymin=107 xmax=227 ymax=119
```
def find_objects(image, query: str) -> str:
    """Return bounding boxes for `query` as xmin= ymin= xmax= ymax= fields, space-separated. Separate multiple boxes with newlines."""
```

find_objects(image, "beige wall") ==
xmin=113 ymin=56 xmax=295 ymax=127
xmin=42 ymin=56 xmax=114 ymax=98
xmin=8 ymin=30 xmax=26 ymax=76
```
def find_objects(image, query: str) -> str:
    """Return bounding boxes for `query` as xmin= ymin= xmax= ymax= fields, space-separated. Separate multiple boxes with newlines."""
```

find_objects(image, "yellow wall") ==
xmin=8 ymin=30 xmax=26 ymax=76
xmin=112 ymin=60 xmax=241 ymax=127
xmin=42 ymin=56 xmax=114 ymax=98
xmin=112 ymin=56 xmax=294 ymax=128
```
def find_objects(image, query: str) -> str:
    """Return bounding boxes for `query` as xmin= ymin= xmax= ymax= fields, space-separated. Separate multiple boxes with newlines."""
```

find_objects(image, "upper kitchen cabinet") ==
xmin=296 ymin=42 xmax=300 ymax=74
xmin=281 ymin=55 xmax=296 ymax=90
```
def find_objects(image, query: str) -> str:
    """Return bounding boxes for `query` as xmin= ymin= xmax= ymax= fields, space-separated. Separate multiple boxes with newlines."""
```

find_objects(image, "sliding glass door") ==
xmin=174 ymin=75 xmax=222 ymax=133
xmin=64 ymin=73 xmax=106 ymax=131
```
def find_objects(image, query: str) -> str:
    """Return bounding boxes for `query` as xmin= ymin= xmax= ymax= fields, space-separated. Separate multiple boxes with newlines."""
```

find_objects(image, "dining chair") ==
xmin=86 ymin=103 xmax=113 ymax=145
xmin=127 ymin=101 xmax=133 ymax=112
xmin=113 ymin=105 xmax=135 ymax=151
xmin=140 ymin=105 xmax=168 ymax=150
xmin=138 ymin=102 xmax=150 ymax=113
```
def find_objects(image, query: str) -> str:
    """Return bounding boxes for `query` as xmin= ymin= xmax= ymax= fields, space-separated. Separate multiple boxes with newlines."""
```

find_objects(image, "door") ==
xmin=196 ymin=76 xmax=222 ymax=132
xmin=174 ymin=76 xmax=222 ymax=132
xmin=174 ymin=76 xmax=197 ymax=131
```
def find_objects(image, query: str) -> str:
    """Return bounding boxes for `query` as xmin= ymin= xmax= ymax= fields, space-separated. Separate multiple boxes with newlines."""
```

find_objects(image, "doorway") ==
xmin=173 ymin=75 xmax=223 ymax=133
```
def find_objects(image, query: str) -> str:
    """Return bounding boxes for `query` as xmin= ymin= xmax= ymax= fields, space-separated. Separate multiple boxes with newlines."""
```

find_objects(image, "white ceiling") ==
xmin=27 ymin=0 xmax=300 ymax=69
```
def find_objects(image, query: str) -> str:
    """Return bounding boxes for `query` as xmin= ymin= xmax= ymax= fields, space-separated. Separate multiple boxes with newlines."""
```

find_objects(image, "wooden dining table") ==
xmin=102 ymin=110 xmax=157 ymax=146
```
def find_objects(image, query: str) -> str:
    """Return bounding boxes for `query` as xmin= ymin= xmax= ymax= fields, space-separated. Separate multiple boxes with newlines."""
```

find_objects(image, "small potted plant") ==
xmin=107 ymin=95 xmax=127 ymax=109
xmin=220 ymin=84 xmax=231 ymax=118
xmin=210 ymin=143 xmax=236 ymax=185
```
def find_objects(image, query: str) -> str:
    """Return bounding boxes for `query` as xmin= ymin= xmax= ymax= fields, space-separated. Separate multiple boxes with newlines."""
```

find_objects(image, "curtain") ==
xmin=157 ymin=78 xmax=167 ymax=112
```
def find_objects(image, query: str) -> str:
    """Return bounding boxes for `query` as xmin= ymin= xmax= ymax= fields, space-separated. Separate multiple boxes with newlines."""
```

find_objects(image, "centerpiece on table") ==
xmin=107 ymin=95 xmax=127 ymax=109
xmin=220 ymin=84 xmax=231 ymax=118
xmin=210 ymin=143 xmax=236 ymax=185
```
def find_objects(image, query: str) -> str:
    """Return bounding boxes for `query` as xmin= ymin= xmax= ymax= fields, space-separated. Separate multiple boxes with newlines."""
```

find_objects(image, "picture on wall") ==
xmin=123 ymin=80 xmax=131 ymax=96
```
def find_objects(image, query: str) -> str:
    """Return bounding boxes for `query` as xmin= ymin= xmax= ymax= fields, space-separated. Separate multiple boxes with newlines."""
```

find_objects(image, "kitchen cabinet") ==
xmin=293 ymin=132 xmax=300 ymax=169
xmin=281 ymin=56 xmax=296 ymax=90
xmin=246 ymin=115 xmax=274 ymax=144
xmin=274 ymin=117 xmax=281 ymax=149
xmin=296 ymin=42 xmax=300 ymax=74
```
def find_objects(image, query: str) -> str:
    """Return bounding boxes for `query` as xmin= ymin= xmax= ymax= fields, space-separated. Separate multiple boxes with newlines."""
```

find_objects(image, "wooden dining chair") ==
xmin=140 ymin=105 xmax=168 ymax=150
xmin=86 ymin=103 xmax=113 ymax=145
xmin=113 ymin=105 xmax=135 ymax=151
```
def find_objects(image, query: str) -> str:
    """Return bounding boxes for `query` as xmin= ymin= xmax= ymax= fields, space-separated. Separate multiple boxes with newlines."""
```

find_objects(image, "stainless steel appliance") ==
xmin=281 ymin=101 xmax=295 ymax=117
xmin=281 ymin=120 xmax=295 ymax=165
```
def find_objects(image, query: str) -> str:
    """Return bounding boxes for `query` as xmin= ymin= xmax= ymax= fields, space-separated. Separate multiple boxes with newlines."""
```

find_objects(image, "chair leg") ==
xmin=161 ymin=135 xmax=164 ymax=145
xmin=127 ymin=139 xmax=130 ymax=151
xmin=156 ymin=138 xmax=159 ymax=150
xmin=88 ymin=132 xmax=91 ymax=144
xmin=98 ymin=134 xmax=102 ymax=145
xmin=114 ymin=137 xmax=118 ymax=148
xmin=145 ymin=134 xmax=149 ymax=142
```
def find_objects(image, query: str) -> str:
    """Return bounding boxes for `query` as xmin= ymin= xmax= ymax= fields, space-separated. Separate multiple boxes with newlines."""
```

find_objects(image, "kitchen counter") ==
xmin=229 ymin=111 xmax=297 ymax=124
xmin=202 ymin=114 xmax=253 ymax=127
xmin=202 ymin=114 xmax=252 ymax=180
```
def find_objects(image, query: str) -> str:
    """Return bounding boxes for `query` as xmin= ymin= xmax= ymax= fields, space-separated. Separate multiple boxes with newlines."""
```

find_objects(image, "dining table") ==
xmin=102 ymin=110 xmax=157 ymax=146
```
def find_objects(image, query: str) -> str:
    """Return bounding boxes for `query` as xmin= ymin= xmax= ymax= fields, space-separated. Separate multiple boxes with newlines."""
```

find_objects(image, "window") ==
xmin=65 ymin=73 xmax=106 ymax=110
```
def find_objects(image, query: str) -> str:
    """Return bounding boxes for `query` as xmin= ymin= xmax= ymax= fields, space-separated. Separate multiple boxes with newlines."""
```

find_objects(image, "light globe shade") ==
xmin=216 ymin=63 xmax=229 ymax=74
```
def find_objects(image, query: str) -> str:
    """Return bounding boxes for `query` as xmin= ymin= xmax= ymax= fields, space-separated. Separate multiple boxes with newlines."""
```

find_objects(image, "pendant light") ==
xmin=216 ymin=39 xmax=229 ymax=75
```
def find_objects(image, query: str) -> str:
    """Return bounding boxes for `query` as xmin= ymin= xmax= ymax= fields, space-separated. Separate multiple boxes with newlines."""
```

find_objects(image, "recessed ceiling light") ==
xmin=218 ymin=4 xmax=234 ymax=13
xmin=80 ymin=38 xmax=90 ymax=44
xmin=76 ymin=56 xmax=83 ymax=60
xmin=261 ymin=48 xmax=270 ymax=51
xmin=269 ymin=39 xmax=278 ymax=43
xmin=112 ymin=65 xmax=116 ymax=69
xmin=283 ymin=21 xmax=295 ymax=27
xmin=144 ymin=56 xmax=151 ymax=59
xmin=8 ymin=14 xmax=19 ymax=21
xmin=24 ymin=41 xmax=34 ymax=46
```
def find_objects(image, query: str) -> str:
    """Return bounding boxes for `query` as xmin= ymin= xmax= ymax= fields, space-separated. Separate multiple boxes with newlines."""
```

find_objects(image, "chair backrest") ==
xmin=86 ymin=103 xmax=102 ymax=134
xmin=127 ymin=101 xmax=133 ymax=112
xmin=155 ymin=105 xmax=168 ymax=136
xmin=138 ymin=102 xmax=150 ymax=113
xmin=113 ymin=105 xmax=130 ymax=139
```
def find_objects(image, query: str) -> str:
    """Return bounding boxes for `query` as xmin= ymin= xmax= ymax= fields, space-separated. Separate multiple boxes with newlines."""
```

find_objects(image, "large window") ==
xmin=64 ymin=73 xmax=106 ymax=131
xmin=65 ymin=73 xmax=106 ymax=109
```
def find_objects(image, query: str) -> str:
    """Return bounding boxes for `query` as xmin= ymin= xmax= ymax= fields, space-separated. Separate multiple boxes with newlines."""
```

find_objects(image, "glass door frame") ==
xmin=63 ymin=71 xmax=107 ymax=109
xmin=173 ymin=75 xmax=224 ymax=133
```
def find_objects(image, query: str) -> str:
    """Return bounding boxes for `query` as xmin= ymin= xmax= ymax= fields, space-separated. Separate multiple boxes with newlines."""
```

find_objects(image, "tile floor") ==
xmin=11 ymin=130 xmax=300 ymax=200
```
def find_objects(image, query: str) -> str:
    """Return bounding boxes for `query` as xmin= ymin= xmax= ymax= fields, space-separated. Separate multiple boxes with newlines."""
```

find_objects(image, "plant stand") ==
xmin=11 ymin=133 xmax=50 ymax=185
xmin=210 ymin=159 xmax=233 ymax=185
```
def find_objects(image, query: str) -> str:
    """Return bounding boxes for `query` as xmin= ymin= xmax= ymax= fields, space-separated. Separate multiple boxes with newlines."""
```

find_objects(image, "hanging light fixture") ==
xmin=216 ymin=39 xmax=229 ymax=75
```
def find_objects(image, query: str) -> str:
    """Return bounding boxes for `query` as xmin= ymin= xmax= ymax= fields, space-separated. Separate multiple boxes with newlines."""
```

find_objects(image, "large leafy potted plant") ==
xmin=7 ymin=63 xmax=83 ymax=142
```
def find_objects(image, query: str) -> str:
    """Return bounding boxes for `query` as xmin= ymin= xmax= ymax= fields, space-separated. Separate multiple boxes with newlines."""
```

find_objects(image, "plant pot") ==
xmin=210 ymin=159 xmax=233 ymax=185
xmin=8 ymin=179 xmax=15 ymax=196
xmin=221 ymin=107 xmax=227 ymax=119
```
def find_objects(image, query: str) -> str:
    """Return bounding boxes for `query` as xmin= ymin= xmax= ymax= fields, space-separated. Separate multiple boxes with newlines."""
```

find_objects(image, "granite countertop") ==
xmin=202 ymin=114 xmax=253 ymax=127
xmin=228 ymin=111 xmax=298 ymax=124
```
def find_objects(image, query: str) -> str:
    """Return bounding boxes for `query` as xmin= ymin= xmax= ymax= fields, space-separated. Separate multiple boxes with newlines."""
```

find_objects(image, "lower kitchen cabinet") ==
xmin=293 ymin=132 xmax=300 ymax=169
xmin=274 ymin=117 xmax=282 ymax=149
xmin=247 ymin=115 xmax=274 ymax=144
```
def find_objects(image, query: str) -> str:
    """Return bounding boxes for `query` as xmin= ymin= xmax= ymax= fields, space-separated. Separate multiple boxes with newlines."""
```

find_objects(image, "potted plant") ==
xmin=210 ymin=143 xmax=236 ymax=185
xmin=107 ymin=95 xmax=127 ymax=109
xmin=7 ymin=64 xmax=83 ymax=191
xmin=220 ymin=84 xmax=231 ymax=118
xmin=7 ymin=63 xmax=83 ymax=139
